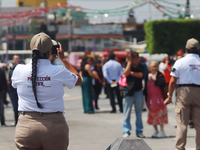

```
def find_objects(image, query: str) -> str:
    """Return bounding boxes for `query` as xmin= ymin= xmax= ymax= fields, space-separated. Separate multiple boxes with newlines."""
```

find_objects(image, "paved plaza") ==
xmin=0 ymin=85 xmax=196 ymax=150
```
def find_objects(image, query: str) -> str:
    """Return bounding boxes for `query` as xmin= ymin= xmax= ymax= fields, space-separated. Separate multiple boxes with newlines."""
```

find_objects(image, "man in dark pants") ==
xmin=0 ymin=67 xmax=8 ymax=126
xmin=102 ymin=53 xmax=123 ymax=113
xmin=8 ymin=55 xmax=20 ymax=126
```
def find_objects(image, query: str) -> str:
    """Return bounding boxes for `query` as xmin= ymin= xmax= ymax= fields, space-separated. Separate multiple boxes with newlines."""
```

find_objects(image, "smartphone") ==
xmin=52 ymin=44 xmax=59 ymax=56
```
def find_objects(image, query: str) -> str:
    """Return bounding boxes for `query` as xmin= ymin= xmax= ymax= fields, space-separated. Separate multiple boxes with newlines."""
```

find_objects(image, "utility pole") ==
xmin=44 ymin=0 xmax=48 ymax=23
xmin=185 ymin=0 xmax=190 ymax=18
xmin=148 ymin=0 xmax=152 ymax=21
xmin=12 ymin=19 xmax=16 ymax=50
xmin=67 ymin=9 xmax=72 ymax=54
xmin=0 ymin=0 xmax=2 ymax=61
xmin=0 ymin=0 xmax=2 ymax=47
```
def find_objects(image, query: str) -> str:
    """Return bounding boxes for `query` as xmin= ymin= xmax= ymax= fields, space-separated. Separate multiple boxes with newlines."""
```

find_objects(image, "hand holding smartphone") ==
xmin=51 ymin=44 xmax=59 ymax=56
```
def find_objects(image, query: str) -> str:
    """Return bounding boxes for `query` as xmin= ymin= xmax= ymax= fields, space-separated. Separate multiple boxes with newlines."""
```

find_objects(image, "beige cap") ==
xmin=186 ymin=38 xmax=200 ymax=50
xmin=30 ymin=32 xmax=53 ymax=54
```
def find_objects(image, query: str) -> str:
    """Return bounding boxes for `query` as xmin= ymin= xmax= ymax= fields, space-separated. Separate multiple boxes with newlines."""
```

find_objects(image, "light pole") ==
xmin=148 ymin=0 xmax=152 ymax=21
xmin=66 ymin=9 xmax=72 ymax=54
xmin=185 ymin=0 xmax=190 ymax=18
xmin=0 ymin=0 xmax=2 ymax=46
xmin=44 ymin=0 xmax=48 ymax=23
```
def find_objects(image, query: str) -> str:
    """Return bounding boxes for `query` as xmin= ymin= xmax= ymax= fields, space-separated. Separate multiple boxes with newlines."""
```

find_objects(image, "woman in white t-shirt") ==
xmin=11 ymin=32 xmax=82 ymax=150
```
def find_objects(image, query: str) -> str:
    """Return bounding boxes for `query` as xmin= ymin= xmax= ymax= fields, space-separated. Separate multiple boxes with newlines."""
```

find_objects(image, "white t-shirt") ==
xmin=170 ymin=54 xmax=200 ymax=85
xmin=11 ymin=59 xmax=78 ymax=112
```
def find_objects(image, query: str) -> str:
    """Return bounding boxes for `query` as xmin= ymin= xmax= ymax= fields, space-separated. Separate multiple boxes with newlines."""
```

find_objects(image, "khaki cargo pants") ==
xmin=175 ymin=86 xmax=200 ymax=150
xmin=15 ymin=112 xmax=69 ymax=150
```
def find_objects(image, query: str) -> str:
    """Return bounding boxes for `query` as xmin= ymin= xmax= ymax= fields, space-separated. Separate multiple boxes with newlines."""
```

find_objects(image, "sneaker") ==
xmin=137 ymin=133 xmax=145 ymax=138
xmin=151 ymin=130 xmax=159 ymax=138
xmin=123 ymin=133 xmax=130 ymax=138
xmin=156 ymin=131 xmax=166 ymax=138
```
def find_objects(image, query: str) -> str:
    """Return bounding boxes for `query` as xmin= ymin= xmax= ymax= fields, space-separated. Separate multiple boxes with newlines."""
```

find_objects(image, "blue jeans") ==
xmin=9 ymin=90 xmax=18 ymax=125
xmin=123 ymin=90 xmax=144 ymax=136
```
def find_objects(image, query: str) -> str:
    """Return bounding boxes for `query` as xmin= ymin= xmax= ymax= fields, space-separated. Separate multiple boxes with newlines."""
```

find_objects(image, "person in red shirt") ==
xmin=159 ymin=56 xmax=172 ymax=91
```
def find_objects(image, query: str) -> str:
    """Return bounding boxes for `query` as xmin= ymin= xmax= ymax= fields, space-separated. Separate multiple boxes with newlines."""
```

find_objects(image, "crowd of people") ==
xmin=76 ymin=48 xmax=186 ymax=139
xmin=0 ymin=47 xmax=185 ymax=130
xmin=0 ymin=35 xmax=200 ymax=150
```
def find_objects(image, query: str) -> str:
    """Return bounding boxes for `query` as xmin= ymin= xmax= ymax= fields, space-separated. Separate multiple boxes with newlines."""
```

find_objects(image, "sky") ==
xmin=1 ymin=0 xmax=200 ymax=24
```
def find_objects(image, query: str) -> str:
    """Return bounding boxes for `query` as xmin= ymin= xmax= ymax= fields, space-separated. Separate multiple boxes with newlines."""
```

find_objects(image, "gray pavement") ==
xmin=0 ymin=86 xmax=196 ymax=150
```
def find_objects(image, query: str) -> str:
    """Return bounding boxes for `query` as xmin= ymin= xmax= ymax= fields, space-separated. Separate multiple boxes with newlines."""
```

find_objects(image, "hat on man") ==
xmin=186 ymin=38 xmax=200 ymax=50
xmin=131 ymin=51 xmax=139 ymax=57
xmin=30 ymin=32 xmax=53 ymax=54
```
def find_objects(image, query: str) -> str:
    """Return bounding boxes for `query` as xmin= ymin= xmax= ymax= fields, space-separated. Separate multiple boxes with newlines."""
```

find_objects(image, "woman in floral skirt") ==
xmin=147 ymin=61 xmax=168 ymax=138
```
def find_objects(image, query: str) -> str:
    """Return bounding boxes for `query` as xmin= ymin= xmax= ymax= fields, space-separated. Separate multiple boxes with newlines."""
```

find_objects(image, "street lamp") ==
xmin=185 ymin=0 xmax=190 ymax=18
xmin=104 ymin=13 xmax=108 ymax=18
xmin=66 ymin=9 xmax=72 ymax=54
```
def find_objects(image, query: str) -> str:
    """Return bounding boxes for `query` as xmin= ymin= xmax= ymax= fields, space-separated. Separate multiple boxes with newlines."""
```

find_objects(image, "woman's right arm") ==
xmin=85 ymin=64 xmax=94 ymax=78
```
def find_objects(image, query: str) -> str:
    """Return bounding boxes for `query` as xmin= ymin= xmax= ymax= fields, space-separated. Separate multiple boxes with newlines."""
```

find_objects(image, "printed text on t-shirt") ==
xmin=189 ymin=65 xmax=200 ymax=71
xmin=27 ymin=76 xmax=51 ymax=87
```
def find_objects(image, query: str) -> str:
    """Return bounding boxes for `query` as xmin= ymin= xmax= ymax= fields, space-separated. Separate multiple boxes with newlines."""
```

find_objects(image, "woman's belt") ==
xmin=19 ymin=111 xmax=63 ymax=115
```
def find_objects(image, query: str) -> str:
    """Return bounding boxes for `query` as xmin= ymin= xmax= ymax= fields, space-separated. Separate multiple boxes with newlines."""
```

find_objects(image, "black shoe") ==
xmin=1 ymin=124 xmax=7 ymax=127
xmin=189 ymin=122 xmax=194 ymax=128
xmin=95 ymin=106 xmax=100 ymax=110
xmin=143 ymin=108 xmax=147 ymax=112
xmin=4 ymin=101 xmax=9 ymax=105
xmin=110 ymin=110 xmax=116 ymax=113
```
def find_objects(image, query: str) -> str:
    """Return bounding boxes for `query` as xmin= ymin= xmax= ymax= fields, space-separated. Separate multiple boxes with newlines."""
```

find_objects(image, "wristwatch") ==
xmin=167 ymin=92 xmax=172 ymax=98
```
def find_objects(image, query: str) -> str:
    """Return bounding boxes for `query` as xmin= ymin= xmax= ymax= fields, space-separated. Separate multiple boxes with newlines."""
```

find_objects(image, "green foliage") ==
xmin=144 ymin=19 xmax=200 ymax=55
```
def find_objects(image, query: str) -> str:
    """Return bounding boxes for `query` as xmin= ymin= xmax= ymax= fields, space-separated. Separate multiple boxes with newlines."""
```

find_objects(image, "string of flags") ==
xmin=0 ymin=0 xmax=193 ymax=26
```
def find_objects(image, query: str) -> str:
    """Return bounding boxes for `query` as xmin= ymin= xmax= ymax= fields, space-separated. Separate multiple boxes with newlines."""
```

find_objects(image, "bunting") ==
xmin=0 ymin=0 xmax=195 ymax=27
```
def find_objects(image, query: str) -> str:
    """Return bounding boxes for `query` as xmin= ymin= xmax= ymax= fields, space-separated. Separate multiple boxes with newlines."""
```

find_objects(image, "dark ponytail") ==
xmin=32 ymin=50 xmax=43 ymax=108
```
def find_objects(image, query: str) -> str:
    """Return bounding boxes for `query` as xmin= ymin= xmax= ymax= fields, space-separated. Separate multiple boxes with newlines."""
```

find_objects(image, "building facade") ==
xmin=17 ymin=0 xmax=67 ymax=7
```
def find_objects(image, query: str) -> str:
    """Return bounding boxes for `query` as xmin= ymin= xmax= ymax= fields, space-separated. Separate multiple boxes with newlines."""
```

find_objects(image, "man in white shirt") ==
xmin=164 ymin=38 xmax=200 ymax=150
xmin=102 ymin=53 xmax=123 ymax=113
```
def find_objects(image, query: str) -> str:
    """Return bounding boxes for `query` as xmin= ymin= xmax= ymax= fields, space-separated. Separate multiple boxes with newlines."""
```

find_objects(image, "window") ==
xmin=19 ymin=2 xmax=23 ymax=6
